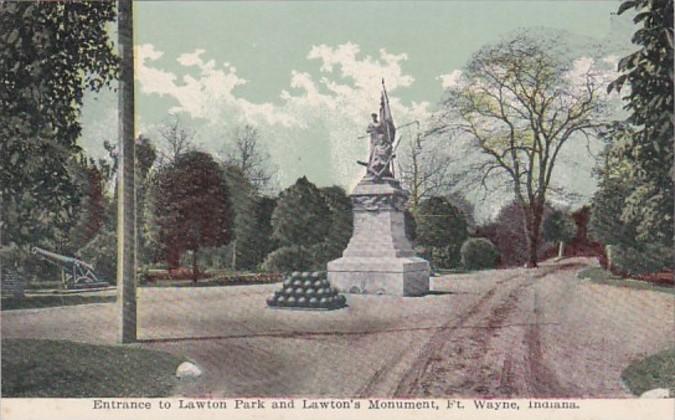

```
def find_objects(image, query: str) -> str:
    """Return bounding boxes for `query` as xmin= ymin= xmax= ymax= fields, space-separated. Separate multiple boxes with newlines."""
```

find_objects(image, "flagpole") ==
xmin=381 ymin=79 xmax=394 ymax=177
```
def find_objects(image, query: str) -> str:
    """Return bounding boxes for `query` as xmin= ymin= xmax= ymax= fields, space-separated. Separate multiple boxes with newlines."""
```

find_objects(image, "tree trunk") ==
xmin=167 ymin=247 xmax=180 ymax=270
xmin=558 ymin=241 xmax=565 ymax=259
xmin=231 ymin=239 xmax=237 ymax=271
xmin=525 ymin=202 xmax=544 ymax=268
xmin=192 ymin=249 xmax=198 ymax=283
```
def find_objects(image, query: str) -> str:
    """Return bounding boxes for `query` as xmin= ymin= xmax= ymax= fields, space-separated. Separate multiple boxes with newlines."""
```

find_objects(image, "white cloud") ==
xmin=438 ymin=70 xmax=463 ymax=89
xmin=134 ymin=42 xmax=430 ymax=188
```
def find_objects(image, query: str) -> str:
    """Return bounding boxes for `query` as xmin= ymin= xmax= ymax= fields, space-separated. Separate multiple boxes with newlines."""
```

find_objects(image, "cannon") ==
xmin=31 ymin=247 xmax=109 ymax=289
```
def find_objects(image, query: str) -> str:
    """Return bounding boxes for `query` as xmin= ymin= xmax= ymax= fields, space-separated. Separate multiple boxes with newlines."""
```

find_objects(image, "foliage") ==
xmin=477 ymin=200 xmax=553 ymax=267
xmin=621 ymin=349 xmax=675 ymax=396
xmin=318 ymin=186 xmax=353 ymax=262
xmin=134 ymin=135 xmax=157 ymax=263
xmin=79 ymin=230 xmax=117 ymax=284
xmin=222 ymin=165 xmax=277 ymax=270
xmin=260 ymin=245 xmax=313 ymax=273
xmin=415 ymin=197 xmax=468 ymax=268
xmin=542 ymin=210 xmax=576 ymax=244
xmin=67 ymin=156 xmax=107 ymax=253
xmin=404 ymin=210 xmax=417 ymax=243
xmin=0 ymin=2 xmax=118 ymax=249
xmin=588 ymin=174 xmax=638 ymax=246
xmin=1 ymin=339 xmax=182 ymax=397
xmin=430 ymin=245 xmax=462 ymax=269
xmin=606 ymin=244 xmax=672 ymax=276
xmin=437 ymin=31 xmax=607 ymax=266
xmin=146 ymin=151 xmax=233 ymax=274
xmin=460 ymin=238 xmax=500 ymax=270
xmin=271 ymin=177 xmax=330 ymax=248
xmin=606 ymin=0 xmax=674 ymax=247
xmin=223 ymin=165 xmax=256 ymax=269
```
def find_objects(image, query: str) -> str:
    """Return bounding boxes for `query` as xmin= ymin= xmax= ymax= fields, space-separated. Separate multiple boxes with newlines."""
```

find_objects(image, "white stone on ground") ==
xmin=176 ymin=361 xmax=202 ymax=378
xmin=640 ymin=388 xmax=670 ymax=398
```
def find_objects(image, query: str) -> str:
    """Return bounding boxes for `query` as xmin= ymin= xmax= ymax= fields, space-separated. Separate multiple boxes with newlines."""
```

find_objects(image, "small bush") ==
xmin=607 ymin=244 xmax=672 ymax=276
xmin=430 ymin=245 xmax=462 ymax=269
xmin=261 ymin=245 xmax=312 ymax=273
xmin=460 ymin=238 xmax=499 ymax=270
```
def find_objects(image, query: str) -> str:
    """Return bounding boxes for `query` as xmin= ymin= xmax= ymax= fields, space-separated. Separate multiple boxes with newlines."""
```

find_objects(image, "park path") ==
xmin=394 ymin=259 xmax=674 ymax=398
xmin=2 ymin=258 xmax=673 ymax=398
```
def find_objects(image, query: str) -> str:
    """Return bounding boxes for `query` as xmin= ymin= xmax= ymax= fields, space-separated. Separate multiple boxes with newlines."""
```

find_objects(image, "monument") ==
xmin=327 ymin=81 xmax=430 ymax=296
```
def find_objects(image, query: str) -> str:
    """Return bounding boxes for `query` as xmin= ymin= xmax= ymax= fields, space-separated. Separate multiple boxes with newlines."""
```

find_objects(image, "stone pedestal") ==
xmin=327 ymin=178 xmax=430 ymax=296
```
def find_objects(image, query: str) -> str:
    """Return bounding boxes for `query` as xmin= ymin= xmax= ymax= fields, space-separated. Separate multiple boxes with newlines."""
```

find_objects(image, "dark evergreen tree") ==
xmin=271 ymin=176 xmax=330 ymax=247
xmin=318 ymin=186 xmax=353 ymax=262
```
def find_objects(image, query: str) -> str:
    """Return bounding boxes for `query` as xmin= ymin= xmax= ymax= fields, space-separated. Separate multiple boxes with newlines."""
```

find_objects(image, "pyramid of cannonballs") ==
xmin=267 ymin=271 xmax=346 ymax=310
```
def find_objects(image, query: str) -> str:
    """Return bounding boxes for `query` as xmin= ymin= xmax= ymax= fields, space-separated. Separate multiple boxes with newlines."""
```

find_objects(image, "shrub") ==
xmin=261 ymin=245 xmax=313 ymax=273
xmin=431 ymin=245 xmax=462 ymax=269
xmin=415 ymin=197 xmax=468 ymax=268
xmin=319 ymin=186 xmax=353 ymax=262
xmin=460 ymin=238 xmax=499 ymax=270
xmin=607 ymin=244 xmax=672 ymax=276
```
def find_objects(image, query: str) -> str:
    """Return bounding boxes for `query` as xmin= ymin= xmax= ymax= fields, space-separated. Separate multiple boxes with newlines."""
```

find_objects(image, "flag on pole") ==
xmin=380 ymin=79 xmax=396 ymax=145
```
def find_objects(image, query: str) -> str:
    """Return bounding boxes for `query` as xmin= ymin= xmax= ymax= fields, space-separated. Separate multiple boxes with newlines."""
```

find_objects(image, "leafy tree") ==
xmin=436 ymin=32 xmax=607 ymax=267
xmin=146 ymin=151 xmax=232 ymax=279
xmin=607 ymin=0 xmax=673 ymax=247
xmin=271 ymin=176 xmax=330 ymax=247
xmin=317 ymin=186 xmax=353 ymax=262
xmin=542 ymin=210 xmax=576 ymax=258
xmin=223 ymin=165 xmax=276 ymax=270
xmin=0 ymin=2 xmax=118 ymax=253
xmin=134 ymin=135 xmax=157 ymax=263
xmin=477 ymin=200 xmax=554 ymax=267
xmin=68 ymin=156 xmax=107 ymax=252
xmin=415 ymin=197 xmax=468 ymax=268
xmin=589 ymin=173 xmax=637 ymax=247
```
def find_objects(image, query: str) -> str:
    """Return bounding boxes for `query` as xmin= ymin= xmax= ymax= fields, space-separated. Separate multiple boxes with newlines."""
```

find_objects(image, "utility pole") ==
xmin=117 ymin=0 xmax=136 ymax=344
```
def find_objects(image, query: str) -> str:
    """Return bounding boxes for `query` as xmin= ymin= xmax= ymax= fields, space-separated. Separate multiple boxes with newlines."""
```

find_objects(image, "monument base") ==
xmin=327 ymin=256 xmax=429 ymax=297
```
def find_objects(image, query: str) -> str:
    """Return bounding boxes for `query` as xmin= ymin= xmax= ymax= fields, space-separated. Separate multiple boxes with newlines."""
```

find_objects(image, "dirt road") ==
xmin=2 ymin=258 xmax=672 ymax=397
xmin=395 ymin=259 xmax=673 ymax=398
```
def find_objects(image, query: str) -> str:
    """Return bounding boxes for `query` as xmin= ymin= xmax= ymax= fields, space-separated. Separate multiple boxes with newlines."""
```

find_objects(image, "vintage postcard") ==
xmin=1 ymin=1 xmax=673 ymax=419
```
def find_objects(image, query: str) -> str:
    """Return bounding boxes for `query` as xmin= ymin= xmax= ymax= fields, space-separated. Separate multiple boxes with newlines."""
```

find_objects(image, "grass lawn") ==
xmin=2 ymin=339 xmax=184 ymax=397
xmin=577 ymin=267 xmax=675 ymax=295
xmin=1 ymin=294 xmax=115 ymax=311
xmin=621 ymin=349 xmax=675 ymax=396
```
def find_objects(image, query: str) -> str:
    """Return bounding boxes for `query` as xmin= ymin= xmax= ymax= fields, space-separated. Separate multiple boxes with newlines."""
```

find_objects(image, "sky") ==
xmin=78 ymin=1 xmax=636 ymax=221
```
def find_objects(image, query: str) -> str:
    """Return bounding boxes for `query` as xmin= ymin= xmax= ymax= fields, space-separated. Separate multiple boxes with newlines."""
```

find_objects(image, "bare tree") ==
xmin=157 ymin=115 xmax=195 ymax=163
xmin=396 ymin=130 xmax=461 ymax=211
xmin=435 ymin=32 xmax=607 ymax=267
xmin=223 ymin=124 xmax=275 ymax=192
